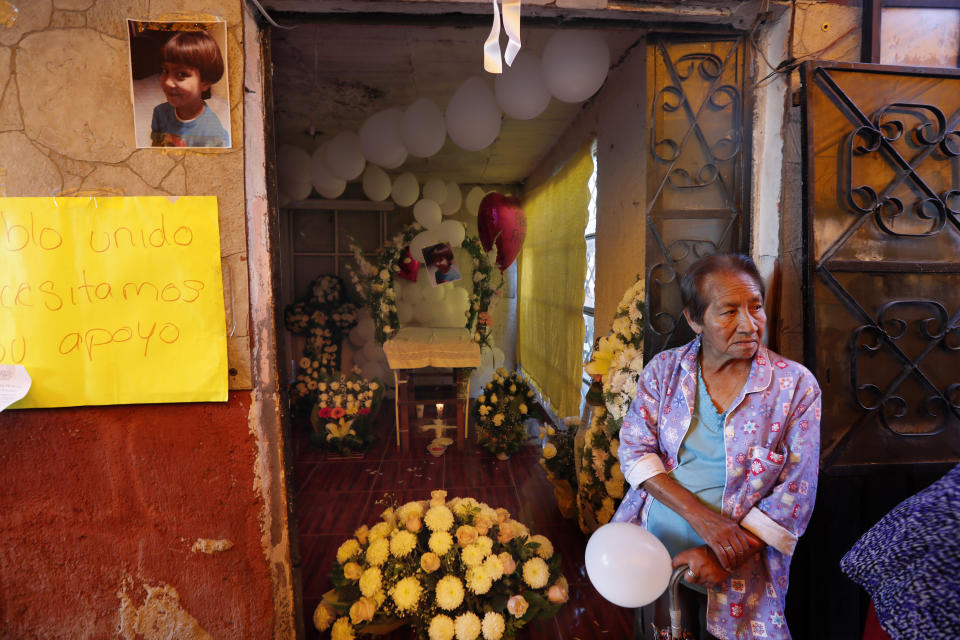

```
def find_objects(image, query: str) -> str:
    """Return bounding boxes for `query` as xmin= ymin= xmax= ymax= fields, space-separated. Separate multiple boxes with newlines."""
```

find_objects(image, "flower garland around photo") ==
xmin=314 ymin=490 xmax=568 ymax=640
xmin=577 ymin=275 xmax=645 ymax=533
xmin=349 ymin=224 xmax=500 ymax=347
xmin=309 ymin=371 xmax=384 ymax=454
xmin=473 ymin=368 xmax=534 ymax=457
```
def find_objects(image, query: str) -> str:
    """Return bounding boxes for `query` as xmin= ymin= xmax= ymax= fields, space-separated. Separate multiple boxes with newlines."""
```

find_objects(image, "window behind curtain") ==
xmin=581 ymin=139 xmax=599 ymax=413
xmin=518 ymin=140 xmax=595 ymax=419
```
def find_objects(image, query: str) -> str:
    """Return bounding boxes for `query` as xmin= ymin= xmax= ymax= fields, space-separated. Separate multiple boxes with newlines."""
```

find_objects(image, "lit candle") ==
xmin=436 ymin=403 xmax=444 ymax=418
xmin=416 ymin=404 xmax=424 ymax=418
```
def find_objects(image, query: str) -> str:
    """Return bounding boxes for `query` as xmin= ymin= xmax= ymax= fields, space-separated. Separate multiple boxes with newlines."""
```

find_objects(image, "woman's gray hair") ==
xmin=679 ymin=254 xmax=765 ymax=324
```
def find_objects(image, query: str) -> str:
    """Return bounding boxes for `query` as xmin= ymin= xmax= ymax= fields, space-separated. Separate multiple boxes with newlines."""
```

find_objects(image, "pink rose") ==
xmin=498 ymin=552 xmax=517 ymax=575
xmin=354 ymin=525 xmax=369 ymax=545
xmin=420 ymin=552 xmax=441 ymax=573
xmin=343 ymin=562 xmax=362 ymax=581
xmin=506 ymin=594 xmax=529 ymax=618
xmin=548 ymin=577 xmax=569 ymax=603
xmin=349 ymin=597 xmax=376 ymax=625
xmin=456 ymin=525 xmax=478 ymax=546
xmin=497 ymin=522 xmax=516 ymax=544
xmin=405 ymin=515 xmax=422 ymax=533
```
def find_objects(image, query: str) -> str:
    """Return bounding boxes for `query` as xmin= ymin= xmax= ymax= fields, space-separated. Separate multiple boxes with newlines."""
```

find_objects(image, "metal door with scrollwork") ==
xmin=645 ymin=35 xmax=751 ymax=358
xmin=801 ymin=61 xmax=960 ymax=470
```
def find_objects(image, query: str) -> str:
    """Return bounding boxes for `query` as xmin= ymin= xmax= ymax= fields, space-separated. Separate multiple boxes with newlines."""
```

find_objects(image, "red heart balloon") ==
xmin=396 ymin=247 xmax=420 ymax=281
xmin=477 ymin=193 xmax=526 ymax=272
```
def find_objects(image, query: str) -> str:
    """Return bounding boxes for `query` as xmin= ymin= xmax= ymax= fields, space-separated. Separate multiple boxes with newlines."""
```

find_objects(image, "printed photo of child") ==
xmin=422 ymin=242 xmax=461 ymax=287
xmin=127 ymin=20 xmax=231 ymax=148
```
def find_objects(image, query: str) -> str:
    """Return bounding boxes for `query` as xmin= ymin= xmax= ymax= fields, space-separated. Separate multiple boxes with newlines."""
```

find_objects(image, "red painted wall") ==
xmin=0 ymin=391 xmax=274 ymax=637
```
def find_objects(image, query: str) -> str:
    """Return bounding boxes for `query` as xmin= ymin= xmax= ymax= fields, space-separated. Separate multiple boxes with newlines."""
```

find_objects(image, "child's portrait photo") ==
xmin=421 ymin=242 xmax=461 ymax=287
xmin=127 ymin=20 xmax=231 ymax=149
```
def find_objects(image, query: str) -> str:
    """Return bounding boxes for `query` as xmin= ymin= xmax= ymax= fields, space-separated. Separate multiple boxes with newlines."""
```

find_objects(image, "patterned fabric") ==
xmin=612 ymin=336 xmax=822 ymax=640
xmin=841 ymin=464 xmax=960 ymax=640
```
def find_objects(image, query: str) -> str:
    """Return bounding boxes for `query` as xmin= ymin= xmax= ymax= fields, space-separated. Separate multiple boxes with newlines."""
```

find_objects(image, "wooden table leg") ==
xmin=397 ymin=370 xmax=410 ymax=452
xmin=454 ymin=368 xmax=465 ymax=449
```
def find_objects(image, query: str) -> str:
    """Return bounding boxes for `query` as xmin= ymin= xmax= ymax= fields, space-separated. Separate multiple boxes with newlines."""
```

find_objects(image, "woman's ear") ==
xmin=683 ymin=308 xmax=702 ymax=335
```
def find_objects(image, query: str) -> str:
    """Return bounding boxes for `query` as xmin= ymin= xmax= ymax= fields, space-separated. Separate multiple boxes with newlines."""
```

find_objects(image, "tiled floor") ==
xmin=292 ymin=406 xmax=634 ymax=639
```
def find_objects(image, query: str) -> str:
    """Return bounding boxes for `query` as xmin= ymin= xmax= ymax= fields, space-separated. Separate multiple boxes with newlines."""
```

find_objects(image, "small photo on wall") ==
xmin=421 ymin=242 xmax=461 ymax=287
xmin=127 ymin=19 xmax=232 ymax=149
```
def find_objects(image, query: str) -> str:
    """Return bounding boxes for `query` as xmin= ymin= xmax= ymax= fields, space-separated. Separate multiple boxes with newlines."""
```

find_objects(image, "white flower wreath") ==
xmin=577 ymin=276 xmax=645 ymax=534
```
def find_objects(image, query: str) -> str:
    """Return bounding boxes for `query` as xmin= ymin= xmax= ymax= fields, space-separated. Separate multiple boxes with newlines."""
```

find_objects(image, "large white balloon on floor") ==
xmin=541 ymin=31 xmax=610 ymax=103
xmin=401 ymin=98 xmax=447 ymax=158
xmin=422 ymin=178 xmax=448 ymax=206
xmin=494 ymin=51 xmax=552 ymax=120
xmin=445 ymin=76 xmax=502 ymax=152
xmin=441 ymin=183 xmax=462 ymax=216
xmin=278 ymin=144 xmax=312 ymax=202
xmin=359 ymin=108 xmax=408 ymax=169
xmin=323 ymin=131 xmax=365 ymax=181
xmin=391 ymin=172 xmax=420 ymax=207
xmin=362 ymin=165 xmax=391 ymax=202
xmin=465 ymin=186 xmax=486 ymax=216
xmin=310 ymin=146 xmax=346 ymax=199
xmin=585 ymin=522 xmax=672 ymax=608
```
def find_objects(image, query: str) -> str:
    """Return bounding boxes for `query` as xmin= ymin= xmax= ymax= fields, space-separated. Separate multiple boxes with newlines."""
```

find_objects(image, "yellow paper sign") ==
xmin=0 ymin=196 xmax=228 ymax=407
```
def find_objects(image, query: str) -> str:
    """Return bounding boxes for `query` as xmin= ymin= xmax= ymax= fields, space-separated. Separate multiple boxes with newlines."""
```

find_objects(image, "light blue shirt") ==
xmin=151 ymin=102 xmax=229 ymax=148
xmin=646 ymin=366 xmax=727 ymax=564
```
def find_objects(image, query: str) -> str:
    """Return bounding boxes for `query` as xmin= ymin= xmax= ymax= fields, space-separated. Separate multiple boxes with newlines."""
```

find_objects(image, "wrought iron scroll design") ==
xmin=645 ymin=39 xmax=747 ymax=357
xmin=851 ymin=299 xmax=960 ymax=437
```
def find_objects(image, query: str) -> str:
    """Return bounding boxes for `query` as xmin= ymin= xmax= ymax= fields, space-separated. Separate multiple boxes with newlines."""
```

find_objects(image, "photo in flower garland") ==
xmin=577 ymin=276 xmax=645 ymax=534
xmin=472 ymin=368 xmax=536 ymax=457
xmin=314 ymin=490 xmax=569 ymax=640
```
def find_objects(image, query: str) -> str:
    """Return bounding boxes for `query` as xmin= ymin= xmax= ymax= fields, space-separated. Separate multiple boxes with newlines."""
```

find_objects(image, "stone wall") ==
xmin=0 ymin=1 xmax=285 ymax=638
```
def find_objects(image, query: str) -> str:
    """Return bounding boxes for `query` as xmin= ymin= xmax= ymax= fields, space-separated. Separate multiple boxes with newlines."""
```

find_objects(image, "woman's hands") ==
xmin=689 ymin=507 xmax=765 ymax=572
xmin=674 ymin=546 xmax=729 ymax=589
xmin=643 ymin=473 xmax=765 ymax=571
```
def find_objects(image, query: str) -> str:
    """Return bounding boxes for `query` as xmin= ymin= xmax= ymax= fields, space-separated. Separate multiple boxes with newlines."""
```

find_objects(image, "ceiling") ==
xmin=270 ymin=21 xmax=641 ymax=185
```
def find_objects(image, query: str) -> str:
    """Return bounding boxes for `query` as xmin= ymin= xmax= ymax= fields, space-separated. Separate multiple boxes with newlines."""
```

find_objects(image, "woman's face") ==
xmin=685 ymin=270 xmax=766 ymax=365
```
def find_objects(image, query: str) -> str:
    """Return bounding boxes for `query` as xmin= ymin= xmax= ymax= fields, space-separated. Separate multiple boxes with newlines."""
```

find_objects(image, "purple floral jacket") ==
xmin=612 ymin=337 xmax=821 ymax=640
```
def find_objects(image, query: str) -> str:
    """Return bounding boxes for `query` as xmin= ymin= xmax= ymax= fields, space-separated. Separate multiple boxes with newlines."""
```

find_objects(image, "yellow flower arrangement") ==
xmin=318 ymin=494 xmax=567 ymax=639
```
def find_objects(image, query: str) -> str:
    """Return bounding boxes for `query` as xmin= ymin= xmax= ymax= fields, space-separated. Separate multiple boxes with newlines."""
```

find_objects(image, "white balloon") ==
xmin=362 ymin=339 xmax=381 ymax=361
xmin=277 ymin=145 xmax=312 ymax=202
xmin=348 ymin=326 xmax=365 ymax=347
xmin=437 ymin=287 xmax=469 ymax=327
xmin=585 ymin=522 xmax=672 ymax=608
xmin=414 ymin=298 xmax=437 ymax=325
xmin=492 ymin=347 xmax=505 ymax=367
xmin=362 ymin=165 xmax=391 ymax=202
xmin=413 ymin=199 xmax=443 ymax=230
xmin=480 ymin=347 xmax=495 ymax=368
xmin=353 ymin=348 xmax=368 ymax=365
xmin=445 ymin=76 xmax=502 ymax=152
xmin=422 ymin=178 xmax=448 ymax=206
xmin=397 ymin=301 xmax=415 ymax=324
xmin=391 ymin=172 xmax=420 ymax=208
xmin=469 ymin=365 xmax=495 ymax=397
xmin=401 ymin=98 xmax=447 ymax=158
xmin=465 ymin=186 xmax=486 ymax=216
xmin=409 ymin=228 xmax=445 ymax=263
xmin=494 ymin=51 xmax=552 ymax=120
xmin=361 ymin=360 xmax=386 ymax=381
xmin=310 ymin=145 xmax=346 ymax=199
xmin=356 ymin=315 xmax=376 ymax=342
xmin=542 ymin=31 xmax=610 ymax=103
xmin=359 ymin=108 xmax=408 ymax=169
xmin=441 ymin=183 xmax=462 ymax=216
xmin=436 ymin=219 xmax=466 ymax=248
xmin=324 ymin=131 xmax=365 ymax=181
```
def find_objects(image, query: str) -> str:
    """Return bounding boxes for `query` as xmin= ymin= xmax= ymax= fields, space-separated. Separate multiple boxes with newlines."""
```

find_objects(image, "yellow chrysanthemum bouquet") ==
xmin=315 ymin=490 xmax=569 ymax=640
xmin=473 ymin=369 xmax=535 ymax=458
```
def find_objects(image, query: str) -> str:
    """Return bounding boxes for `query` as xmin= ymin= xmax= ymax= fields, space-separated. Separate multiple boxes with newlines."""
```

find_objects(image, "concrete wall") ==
xmin=0 ymin=2 xmax=289 ymax=638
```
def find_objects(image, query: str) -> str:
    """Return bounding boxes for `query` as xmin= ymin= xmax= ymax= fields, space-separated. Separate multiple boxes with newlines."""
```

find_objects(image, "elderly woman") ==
xmin=612 ymin=254 xmax=821 ymax=640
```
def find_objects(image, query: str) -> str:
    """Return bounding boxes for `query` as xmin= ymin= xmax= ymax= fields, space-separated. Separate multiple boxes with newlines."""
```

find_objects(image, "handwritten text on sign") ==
xmin=0 ymin=196 xmax=228 ymax=408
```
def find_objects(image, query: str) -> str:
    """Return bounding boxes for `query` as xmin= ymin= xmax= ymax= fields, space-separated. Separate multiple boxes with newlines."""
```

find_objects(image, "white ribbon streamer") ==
xmin=483 ymin=0 xmax=522 ymax=74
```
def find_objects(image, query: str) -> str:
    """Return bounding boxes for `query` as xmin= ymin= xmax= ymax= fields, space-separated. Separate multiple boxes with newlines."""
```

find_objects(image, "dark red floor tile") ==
xmin=554 ymin=579 xmax=635 ymax=638
xmin=373 ymin=457 xmax=443 ymax=491
xmin=298 ymin=534 xmax=341 ymax=599
xmin=304 ymin=459 xmax=383 ymax=494
xmin=297 ymin=490 xmax=373 ymax=536
xmin=444 ymin=453 xmax=513 ymax=488
xmin=293 ymin=462 xmax=319 ymax=495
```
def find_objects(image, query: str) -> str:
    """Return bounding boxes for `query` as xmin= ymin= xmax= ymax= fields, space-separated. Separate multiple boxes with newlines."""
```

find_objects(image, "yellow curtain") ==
xmin=518 ymin=141 xmax=593 ymax=418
